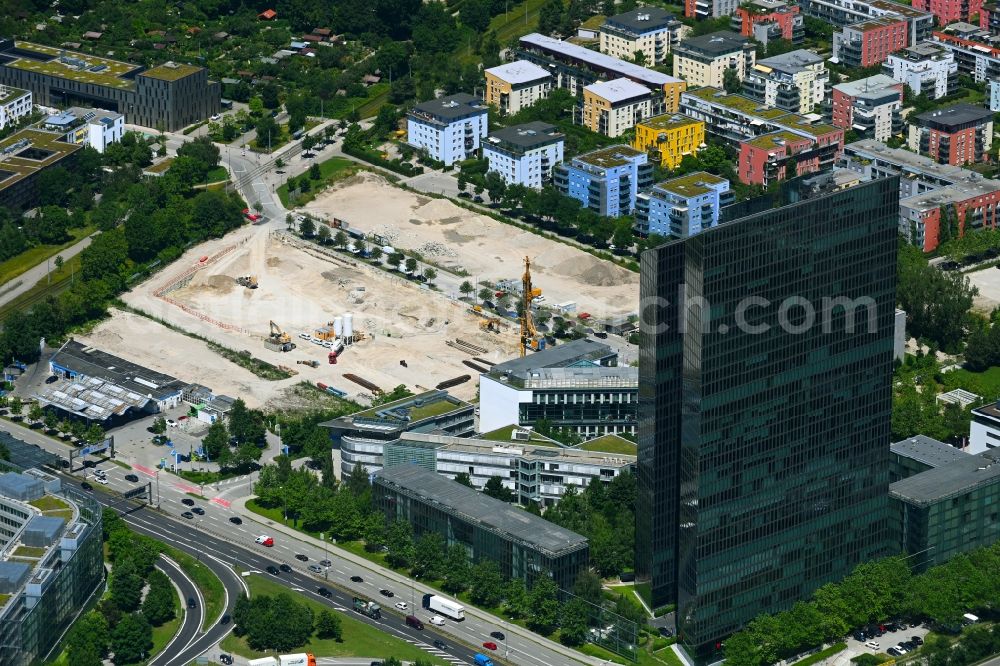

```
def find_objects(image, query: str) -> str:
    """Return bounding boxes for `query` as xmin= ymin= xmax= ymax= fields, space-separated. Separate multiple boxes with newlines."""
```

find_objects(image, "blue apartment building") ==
xmin=553 ymin=145 xmax=651 ymax=216
xmin=406 ymin=93 xmax=488 ymax=166
xmin=635 ymin=171 xmax=732 ymax=237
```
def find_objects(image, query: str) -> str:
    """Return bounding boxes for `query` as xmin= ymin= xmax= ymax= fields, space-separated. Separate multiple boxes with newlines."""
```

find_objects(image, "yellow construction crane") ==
xmin=520 ymin=256 xmax=543 ymax=357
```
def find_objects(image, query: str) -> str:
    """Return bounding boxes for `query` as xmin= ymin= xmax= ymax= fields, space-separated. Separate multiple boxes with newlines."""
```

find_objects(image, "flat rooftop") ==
xmin=683 ymin=87 xmax=839 ymax=139
xmin=571 ymin=144 xmax=644 ymax=169
xmin=900 ymin=180 xmax=1000 ymax=211
xmin=0 ymin=128 xmax=81 ymax=194
xmin=638 ymin=113 xmax=703 ymax=131
xmin=398 ymin=432 xmax=636 ymax=466
xmin=746 ymin=130 xmax=810 ymax=150
xmin=46 ymin=339 xmax=185 ymax=402
xmin=491 ymin=338 xmax=616 ymax=377
xmin=656 ymin=170 xmax=728 ymax=198
xmin=2 ymin=40 xmax=140 ymax=89
xmin=509 ymin=364 xmax=638 ymax=389
xmin=603 ymin=6 xmax=677 ymax=32
xmin=891 ymin=435 xmax=969 ymax=468
xmin=677 ymin=31 xmax=750 ymax=57
xmin=844 ymin=139 xmax=997 ymax=184
xmin=914 ymin=103 xmax=993 ymax=129
xmin=756 ymin=49 xmax=824 ymax=73
xmin=519 ymin=33 xmax=683 ymax=87
xmin=141 ymin=61 xmax=201 ymax=82
xmin=890 ymin=450 xmax=1000 ymax=505
xmin=832 ymin=74 xmax=902 ymax=99
xmin=485 ymin=60 xmax=551 ymax=85
xmin=487 ymin=121 xmax=564 ymax=150
xmin=0 ymin=85 xmax=29 ymax=106
xmin=894 ymin=42 xmax=950 ymax=60
xmin=585 ymin=77 xmax=651 ymax=104
xmin=374 ymin=464 xmax=589 ymax=556
xmin=410 ymin=93 xmax=488 ymax=121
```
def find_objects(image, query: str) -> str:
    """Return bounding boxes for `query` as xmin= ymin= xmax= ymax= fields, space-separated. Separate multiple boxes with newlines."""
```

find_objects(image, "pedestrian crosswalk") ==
xmin=400 ymin=638 xmax=467 ymax=665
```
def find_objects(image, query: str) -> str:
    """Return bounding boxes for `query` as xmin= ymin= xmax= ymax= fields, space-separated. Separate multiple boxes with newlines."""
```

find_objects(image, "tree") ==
xmin=203 ymin=420 xmax=229 ymax=461
xmin=478 ymin=287 xmax=492 ymax=304
xmin=85 ymin=423 xmax=105 ymax=445
xmin=110 ymin=561 xmax=144 ymax=611
xmin=483 ymin=475 xmax=515 ymax=502
xmin=309 ymin=162 xmax=322 ymax=181
xmin=43 ymin=410 xmax=58 ymax=432
xmin=459 ymin=281 xmax=474 ymax=298
xmin=261 ymin=84 xmax=281 ymax=110
xmin=483 ymin=170 xmax=507 ymax=204
xmin=229 ymin=398 xmax=265 ymax=445
xmin=527 ymin=576 xmax=561 ymax=633
xmin=315 ymin=610 xmax=343 ymax=640
xmin=238 ymin=593 xmax=314 ymax=652
xmin=299 ymin=216 xmax=317 ymax=237
xmin=317 ymin=225 xmax=332 ymax=245
xmin=369 ymin=245 xmax=384 ymax=263
xmin=469 ymin=559 xmax=504 ymax=606
xmin=111 ymin=612 xmax=152 ymax=664
xmin=538 ymin=0 xmax=564 ymax=34
xmin=504 ymin=578 xmax=529 ymax=619
xmin=412 ymin=531 xmax=446 ymax=579
xmin=454 ymin=471 xmax=474 ymax=487
xmin=67 ymin=611 xmax=109 ymax=666
xmin=28 ymin=402 xmax=43 ymax=423
xmin=405 ymin=257 xmax=418 ymax=274
xmin=177 ymin=136 xmax=221 ymax=169
xmin=142 ymin=569 xmax=176 ymax=626
xmin=422 ymin=267 xmax=437 ymax=284
xmin=560 ymin=598 xmax=590 ymax=646
xmin=442 ymin=543 xmax=471 ymax=594
xmin=334 ymin=230 xmax=348 ymax=248
xmin=386 ymin=519 xmax=414 ymax=568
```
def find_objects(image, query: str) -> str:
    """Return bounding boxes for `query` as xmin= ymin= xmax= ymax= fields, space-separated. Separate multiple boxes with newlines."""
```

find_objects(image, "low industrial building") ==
xmin=554 ymin=145 xmax=652 ymax=217
xmin=383 ymin=431 xmax=636 ymax=507
xmin=743 ymin=49 xmax=829 ymax=115
xmin=37 ymin=339 xmax=186 ymax=424
xmin=484 ymin=60 xmax=552 ymax=115
xmin=732 ymin=0 xmax=804 ymax=46
xmin=599 ymin=6 xmax=683 ymax=66
xmin=372 ymin=464 xmax=589 ymax=590
xmin=41 ymin=106 xmax=124 ymax=153
xmin=831 ymin=75 xmax=904 ymax=143
xmin=478 ymin=339 xmax=636 ymax=438
xmin=907 ymin=103 xmax=993 ymax=166
xmin=884 ymin=42 xmax=957 ymax=99
xmin=406 ymin=93 xmax=488 ymax=166
xmin=833 ymin=17 xmax=909 ymax=68
xmin=0 ymin=128 xmax=81 ymax=211
xmin=673 ymin=31 xmax=756 ymax=89
xmin=635 ymin=172 xmax=732 ymax=237
xmin=582 ymin=78 xmax=654 ymax=137
xmin=0 ymin=459 xmax=103 ymax=666
xmin=0 ymin=85 xmax=31 ymax=129
xmin=631 ymin=114 xmax=705 ymax=169
xmin=483 ymin=121 xmax=564 ymax=189
xmin=322 ymin=390 xmax=475 ymax=477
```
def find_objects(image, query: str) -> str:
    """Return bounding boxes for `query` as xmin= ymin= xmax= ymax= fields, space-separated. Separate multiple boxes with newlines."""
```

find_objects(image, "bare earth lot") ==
xmin=966 ymin=266 xmax=1000 ymax=313
xmin=302 ymin=172 xmax=640 ymax=318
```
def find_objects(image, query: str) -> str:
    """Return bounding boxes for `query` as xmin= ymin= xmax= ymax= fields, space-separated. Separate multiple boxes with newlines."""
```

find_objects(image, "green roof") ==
xmin=686 ymin=87 xmax=839 ymax=140
xmin=479 ymin=425 xmax=560 ymax=446
xmin=746 ymin=130 xmax=804 ymax=149
xmin=638 ymin=113 xmax=702 ymax=131
xmin=354 ymin=391 xmax=468 ymax=421
xmin=657 ymin=171 xmax=727 ymax=197
xmin=142 ymin=61 xmax=201 ymax=82
xmin=576 ymin=144 xmax=643 ymax=169
xmin=9 ymin=41 xmax=139 ymax=89
xmin=577 ymin=434 xmax=637 ymax=455
xmin=0 ymin=86 xmax=29 ymax=106
xmin=0 ymin=128 xmax=81 ymax=194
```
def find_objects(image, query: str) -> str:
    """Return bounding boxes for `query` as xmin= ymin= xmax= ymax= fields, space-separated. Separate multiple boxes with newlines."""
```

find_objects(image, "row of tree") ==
xmin=897 ymin=239 xmax=977 ymax=354
xmin=0 ymin=395 xmax=107 ymax=446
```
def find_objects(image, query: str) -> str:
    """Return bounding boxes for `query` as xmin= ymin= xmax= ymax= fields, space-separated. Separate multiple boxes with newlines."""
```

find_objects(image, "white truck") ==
xmin=423 ymin=593 xmax=465 ymax=621
xmin=247 ymin=654 xmax=315 ymax=666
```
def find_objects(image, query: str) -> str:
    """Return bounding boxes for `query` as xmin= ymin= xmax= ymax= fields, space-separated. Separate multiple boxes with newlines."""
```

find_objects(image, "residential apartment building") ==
xmin=833 ymin=17 xmax=909 ymax=67
xmin=831 ymin=75 xmax=904 ymax=143
xmin=981 ymin=3 xmax=1000 ymax=34
xmin=637 ymin=172 xmax=899 ymax=662
xmin=517 ymin=33 xmax=687 ymax=114
xmin=634 ymin=171 xmax=732 ymax=237
xmin=913 ymin=0 xmax=983 ymax=25
xmin=884 ymin=42 xmax=957 ymax=99
xmin=907 ymin=103 xmax=993 ymax=165
xmin=553 ymin=145 xmax=652 ymax=216
xmin=599 ymin=6 xmax=683 ymax=66
xmin=799 ymin=0 xmax=934 ymax=46
xmin=483 ymin=121 xmax=564 ymax=189
xmin=631 ymin=113 xmax=705 ymax=168
xmin=743 ymin=49 xmax=829 ymax=114
xmin=0 ymin=129 xmax=81 ymax=212
xmin=992 ymin=79 xmax=1000 ymax=111
xmin=0 ymin=39 xmax=219 ymax=131
xmin=732 ymin=0 xmax=805 ymax=46
xmin=898 ymin=179 xmax=1000 ymax=250
xmin=582 ymin=78 xmax=654 ymax=137
xmin=406 ymin=93 xmax=488 ymax=166
xmin=484 ymin=60 xmax=552 ymax=115
xmin=673 ymin=31 xmax=756 ymax=88
xmin=738 ymin=130 xmax=838 ymax=186
xmin=686 ymin=0 xmax=741 ymax=20
xmin=384 ymin=432 xmax=636 ymax=508
xmin=0 ymin=85 xmax=30 ymax=130
xmin=41 ymin=106 xmax=124 ymax=153
xmin=478 ymin=339 xmax=636 ymax=437
xmin=373 ymin=465 xmax=589 ymax=591
xmin=931 ymin=24 xmax=1000 ymax=81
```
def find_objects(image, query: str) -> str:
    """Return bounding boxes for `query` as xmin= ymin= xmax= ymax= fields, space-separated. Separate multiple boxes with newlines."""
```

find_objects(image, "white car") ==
xmin=211 ymin=114 xmax=222 ymax=121
xmin=865 ymin=641 xmax=880 ymax=650
xmin=429 ymin=615 xmax=445 ymax=626
xmin=166 ymin=419 xmax=177 ymax=427
xmin=394 ymin=601 xmax=408 ymax=611
xmin=298 ymin=333 xmax=310 ymax=340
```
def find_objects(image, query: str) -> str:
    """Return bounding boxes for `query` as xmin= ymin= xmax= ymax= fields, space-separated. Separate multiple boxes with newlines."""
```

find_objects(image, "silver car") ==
xmin=308 ymin=564 xmax=323 ymax=574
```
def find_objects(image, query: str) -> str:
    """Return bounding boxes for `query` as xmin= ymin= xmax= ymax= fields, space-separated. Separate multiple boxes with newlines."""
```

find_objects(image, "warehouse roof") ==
xmin=374 ymin=465 xmax=589 ymax=555
xmin=484 ymin=60 xmax=551 ymax=85
xmin=585 ymin=77 xmax=651 ymax=104
xmin=890 ymin=450 xmax=1000 ymax=505
xmin=890 ymin=435 xmax=968 ymax=468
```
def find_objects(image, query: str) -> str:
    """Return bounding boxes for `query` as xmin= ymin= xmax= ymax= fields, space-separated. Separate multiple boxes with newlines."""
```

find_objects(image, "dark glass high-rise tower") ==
xmin=636 ymin=173 xmax=900 ymax=662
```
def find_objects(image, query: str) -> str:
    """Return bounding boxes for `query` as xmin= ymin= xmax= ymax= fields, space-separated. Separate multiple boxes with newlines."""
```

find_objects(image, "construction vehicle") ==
xmin=297 ymin=360 xmax=320 ymax=368
xmin=353 ymin=596 xmax=381 ymax=619
xmin=519 ymin=256 xmax=544 ymax=357
xmin=237 ymin=275 xmax=258 ymax=289
xmin=265 ymin=320 xmax=295 ymax=352
xmin=479 ymin=318 xmax=501 ymax=333
xmin=328 ymin=339 xmax=345 ymax=364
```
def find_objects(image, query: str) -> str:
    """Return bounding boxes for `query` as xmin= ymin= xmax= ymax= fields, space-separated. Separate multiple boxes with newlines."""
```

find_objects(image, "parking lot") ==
xmin=842 ymin=621 xmax=931 ymax=663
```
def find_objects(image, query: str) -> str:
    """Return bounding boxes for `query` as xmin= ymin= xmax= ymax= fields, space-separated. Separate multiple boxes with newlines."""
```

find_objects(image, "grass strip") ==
xmin=159 ymin=545 xmax=226 ymax=630
xmin=792 ymin=643 xmax=849 ymax=666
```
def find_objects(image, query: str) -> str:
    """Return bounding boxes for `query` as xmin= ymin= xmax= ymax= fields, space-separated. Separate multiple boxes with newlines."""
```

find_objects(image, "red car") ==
xmin=482 ymin=642 xmax=498 ymax=651
xmin=242 ymin=208 xmax=262 ymax=222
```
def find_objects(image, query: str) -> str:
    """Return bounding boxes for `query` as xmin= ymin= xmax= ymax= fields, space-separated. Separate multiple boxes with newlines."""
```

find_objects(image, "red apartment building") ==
xmin=900 ymin=185 xmax=1000 ymax=251
xmin=982 ymin=4 xmax=1000 ymax=34
xmin=914 ymin=0 xmax=983 ymax=25
xmin=738 ymin=128 xmax=845 ymax=186
xmin=908 ymin=103 xmax=994 ymax=165
xmin=831 ymin=75 xmax=904 ymax=142
xmin=733 ymin=0 xmax=803 ymax=42
xmin=833 ymin=17 xmax=909 ymax=68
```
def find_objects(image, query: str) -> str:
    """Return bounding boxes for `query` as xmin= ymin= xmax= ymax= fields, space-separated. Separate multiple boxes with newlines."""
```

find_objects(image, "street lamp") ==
xmin=321 ymin=532 xmax=328 ymax=579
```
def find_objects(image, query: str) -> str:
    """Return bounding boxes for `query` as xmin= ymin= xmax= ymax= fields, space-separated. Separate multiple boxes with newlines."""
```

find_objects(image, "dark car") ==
xmin=192 ymin=507 xmax=205 ymax=515
xmin=370 ymin=662 xmax=382 ymax=666
xmin=433 ymin=640 xmax=448 ymax=650
xmin=181 ymin=511 xmax=194 ymax=519
xmin=351 ymin=575 xmax=363 ymax=583
xmin=887 ymin=648 xmax=901 ymax=657
xmin=229 ymin=516 xmax=243 ymax=525
xmin=659 ymin=627 xmax=674 ymax=638
xmin=125 ymin=474 xmax=139 ymax=483
xmin=295 ymin=554 xmax=308 ymax=562
xmin=279 ymin=564 xmax=292 ymax=573
xmin=490 ymin=631 xmax=505 ymax=641
xmin=80 ymin=481 xmax=92 ymax=491
xmin=221 ymin=614 xmax=231 ymax=625
xmin=45 ymin=375 xmax=59 ymax=384
xmin=853 ymin=631 xmax=866 ymax=642
xmin=181 ymin=498 xmax=195 ymax=506
xmin=266 ymin=565 xmax=279 ymax=575
xmin=379 ymin=589 xmax=394 ymax=597
xmin=320 ymin=559 xmax=332 ymax=567
xmin=187 ymin=597 xmax=196 ymax=609
xmin=912 ymin=636 xmax=924 ymax=646
xmin=317 ymin=587 xmax=332 ymax=597
xmin=220 ymin=655 xmax=234 ymax=665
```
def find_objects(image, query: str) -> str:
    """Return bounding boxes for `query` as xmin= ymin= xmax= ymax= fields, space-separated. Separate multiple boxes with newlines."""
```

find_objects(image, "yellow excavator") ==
xmin=265 ymin=320 xmax=295 ymax=352
xmin=237 ymin=275 xmax=258 ymax=289
xmin=480 ymin=318 xmax=502 ymax=333
xmin=520 ymin=256 xmax=544 ymax=357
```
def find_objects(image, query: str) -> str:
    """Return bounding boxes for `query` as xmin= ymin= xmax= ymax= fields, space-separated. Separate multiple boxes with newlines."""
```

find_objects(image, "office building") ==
xmin=890 ymin=448 xmax=1000 ymax=571
xmin=407 ymin=94 xmax=488 ymax=166
xmin=631 ymin=114 xmax=706 ymax=169
xmin=322 ymin=390 xmax=475 ymax=477
xmin=743 ymin=49 xmax=829 ymax=114
xmin=637 ymin=172 xmax=899 ymax=661
xmin=0 ymin=129 xmax=80 ymax=211
xmin=686 ymin=0 xmax=741 ymax=19
xmin=799 ymin=0 xmax=934 ymax=46
xmin=833 ymin=17 xmax=909 ymax=67
xmin=478 ymin=339 xmax=635 ymax=437
xmin=517 ymin=33 xmax=687 ymax=114
xmin=931 ymin=23 xmax=1000 ymax=81
xmin=732 ymin=0 xmax=805 ymax=45
xmin=970 ymin=400 xmax=1000 ymax=453
xmin=553 ymin=145 xmax=652 ymax=216
xmin=484 ymin=61 xmax=552 ymax=115
xmin=41 ymin=106 xmax=124 ymax=153
xmin=635 ymin=172 xmax=732 ymax=237
xmin=0 ymin=460 xmax=103 ymax=666
xmin=0 ymin=85 xmax=30 ymax=130
xmin=673 ymin=31 xmax=756 ymax=88
xmin=890 ymin=434 xmax=967 ymax=482
xmin=384 ymin=431 xmax=636 ymax=508
xmin=0 ymin=39 xmax=219 ymax=131
xmin=484 ymin=121 xmax=564 ymax=189
xmin=600 ymin=7 xmax=683 ymax=66
xmin=884 ymin=43 xmax=957 ymax=99
xmin=738 ymin=131 xmax=839 ymax=186
xmin=914 ymin=0 xmax=982 ymax=24
xmin=372 ymin=465 xmax=589 ymax=590
xmin=908 ymin=103 xmax=993 ymax=165
xmin=583 ymin=78 xmax=654 ymax=137
xmin=831 ymin=75 xmax=904 ymax=143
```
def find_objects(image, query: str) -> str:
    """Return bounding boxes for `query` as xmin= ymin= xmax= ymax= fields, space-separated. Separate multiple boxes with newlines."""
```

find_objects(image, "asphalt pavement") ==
xmin=151 ymin=553 xmax=204 ymax=666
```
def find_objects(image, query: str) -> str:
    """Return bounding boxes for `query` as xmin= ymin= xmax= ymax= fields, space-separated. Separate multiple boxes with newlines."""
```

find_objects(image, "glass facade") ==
xmin=637 ymin=174 xmax=899 ymax=662
xmin=518 ymin=388 xmax=637 ymax=437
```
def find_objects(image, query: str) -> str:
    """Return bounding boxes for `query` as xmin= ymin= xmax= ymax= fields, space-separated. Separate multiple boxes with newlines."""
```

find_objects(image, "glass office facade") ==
xmin=637 ymin=174 xmax=899 ymax=662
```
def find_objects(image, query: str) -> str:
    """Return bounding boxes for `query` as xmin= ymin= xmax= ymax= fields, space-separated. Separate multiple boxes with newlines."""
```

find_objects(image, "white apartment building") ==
xmin=599 ymin=6 xmax=683 ymax=66
xmin=582 ymin=78 xmax=654 ymax=137
xmin=743 ymin=49 xmax=828 ymax=114
xmin=673 ymin=31 xmax=756 ymax=88
xmin=43 ymin=107 xmax=124 ymax=153
xmin=484 ymin=60 xmax=552 ymax=115
xmin=0 ymin=85 xmax=31 ymax=130
xmin=992 ymin=79 xmax=1000 ymax=112
xmin=884 ymin=43 xmax=957 ymax=100
xmin=406 ymin=93 xmax=488 ymax=166
xmin=483 ymin=121 xmax=565 ymax=189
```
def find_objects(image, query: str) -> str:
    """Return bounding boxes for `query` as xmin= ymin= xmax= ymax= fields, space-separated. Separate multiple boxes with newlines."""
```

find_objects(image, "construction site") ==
xmin=76 ymin=224 xmax=519 ymax=407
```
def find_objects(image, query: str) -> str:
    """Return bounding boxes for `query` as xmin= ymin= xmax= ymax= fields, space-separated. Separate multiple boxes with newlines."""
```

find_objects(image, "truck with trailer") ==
xmin=247 ymin=654 xmax=316 ymax=666
xmin=353 ymin=596 xmax=382 ymax=619
xmin=422 ymin=593 xmax=465 ymax=621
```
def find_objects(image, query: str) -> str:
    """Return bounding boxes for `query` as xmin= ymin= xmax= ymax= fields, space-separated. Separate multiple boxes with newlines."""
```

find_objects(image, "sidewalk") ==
xmin=227 ymin=496 xmax=601 ymax=666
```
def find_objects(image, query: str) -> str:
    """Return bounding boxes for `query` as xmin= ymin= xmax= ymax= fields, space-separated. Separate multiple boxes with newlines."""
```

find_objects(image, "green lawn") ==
xmin=792 ymin=643 xmax=848 ymax=666
xmin=148 ymin=577 xmax=183 ymax=660
xmin=409 ymin=399 xmax=466 ymax=421
xmin=13 ymin=546 xmax=47 ymax=558
xmin=0 ymin=225 xmax=94 ymax=288
xmin=278 ymin=157 xmax=360 ymax=207
xmin=579 ymin=434 xmax=637 ymax=456
xmin=220 ymin=575 xmax=449 ymax=664
xmin=205 ymin=165 xmax=229 ymax=183
xmin=479 ymin=424 xmax=558 ymax=445
xmin=159 ymin=545 xmax=225 ymax=630
xmin=490 ymin=0 xmax=549 ymax=43
xmin=0 ymin=253 xmax=82 ymax=320
xmin=29 ymin=496 xmax=70 ymax=511
xmin=942 ymin=366 xmax=1000 ymax=401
